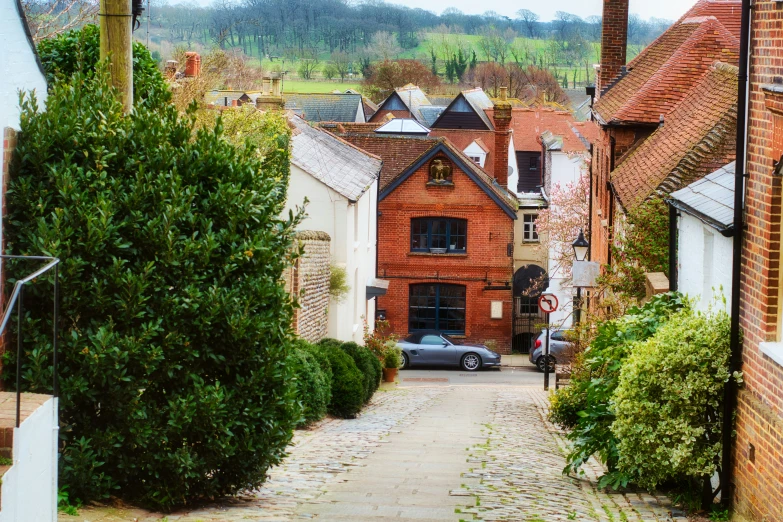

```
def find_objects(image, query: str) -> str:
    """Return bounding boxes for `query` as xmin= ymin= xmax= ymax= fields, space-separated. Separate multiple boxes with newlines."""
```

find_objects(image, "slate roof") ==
xmin=284 ymin=93 xmax=363 ymax=122
xmin=205 ymin=90 xmax=259 ymax=106
xmin=610 ymin=63 xmax=738 ymax=210
xmin=419 ymin=106 xmax=447 ymax=126
xmin=289 ymin=116 xmax=382 ymax=201
xmin=669 ymin=162 xmax=735 ymax=234
xmin=395 ymin=84 xmax=433 ymax=123
xmin=491 ymin=108 xmax=595 ymax=153
xmin=593 ymin=1 xmax=740 ymax=126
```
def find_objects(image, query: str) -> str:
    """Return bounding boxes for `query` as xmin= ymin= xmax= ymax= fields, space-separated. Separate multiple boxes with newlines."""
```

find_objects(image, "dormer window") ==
xmin=469 ymin=156 xmax=482 ymax=165
xmin=463 ymin=140 xmax=488 ymax=169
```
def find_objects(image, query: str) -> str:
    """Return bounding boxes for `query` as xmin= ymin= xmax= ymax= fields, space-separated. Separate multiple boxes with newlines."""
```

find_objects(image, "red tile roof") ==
xmin=594 ymin=2 xmax=740 ymax=126
xmin=610 ymin=63 xmax=738 ymax=210
xmin=428 ymin=129 xmax=498 ymax=175
xmin=487 ymin=108 xmax=594 ymax=153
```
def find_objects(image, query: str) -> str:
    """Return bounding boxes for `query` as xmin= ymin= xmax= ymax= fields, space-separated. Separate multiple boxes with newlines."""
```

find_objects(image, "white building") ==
xmin=668 ymin=163 xmax=735 ymax=312
xmin=286 ymin=115 xmax=384 ymax=344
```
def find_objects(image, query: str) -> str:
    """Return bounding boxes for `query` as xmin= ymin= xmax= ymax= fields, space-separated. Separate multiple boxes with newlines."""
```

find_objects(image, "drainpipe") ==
xmin=722 ymin=0 xmax=751 ymax=509
xmin=588 ymin=144 xmax=594 ymax=261
xmin=668 ymin=202 xmax=677 ymax=292
xmin=608 ymin=136 xmax=616 ymax=266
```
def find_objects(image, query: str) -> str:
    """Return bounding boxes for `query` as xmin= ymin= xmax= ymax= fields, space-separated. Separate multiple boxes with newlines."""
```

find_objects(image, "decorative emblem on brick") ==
xmin=428 ymin=157 xmax=453 ymax=185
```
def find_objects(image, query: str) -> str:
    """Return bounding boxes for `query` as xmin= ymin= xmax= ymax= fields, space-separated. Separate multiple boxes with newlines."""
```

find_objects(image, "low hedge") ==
xmin=289 ymin=342 xmax=331 ymax=427
xmin=339 ymin=342 xmax=381 ymax=402
xmin=318 ymin=346 xmax=365 ymax=418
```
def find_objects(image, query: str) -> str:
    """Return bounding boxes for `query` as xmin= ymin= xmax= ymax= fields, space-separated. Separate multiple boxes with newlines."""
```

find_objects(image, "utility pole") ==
xmin=99 ymin=0 xmax=133 ymax=113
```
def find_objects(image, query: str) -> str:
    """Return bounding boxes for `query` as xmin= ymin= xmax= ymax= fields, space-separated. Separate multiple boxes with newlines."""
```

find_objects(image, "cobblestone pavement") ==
xmin=65 ymin=381 xmax=688 ymax=522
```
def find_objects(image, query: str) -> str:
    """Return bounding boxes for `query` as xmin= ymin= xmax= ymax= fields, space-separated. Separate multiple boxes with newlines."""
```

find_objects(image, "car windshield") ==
xmin=441 ymin=334 xmax=461 ymax=345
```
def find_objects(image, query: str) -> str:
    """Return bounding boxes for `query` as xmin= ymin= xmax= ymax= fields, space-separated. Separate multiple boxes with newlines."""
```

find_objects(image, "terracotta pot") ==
xmin=382 ymin=367 xmax=398 ymax=382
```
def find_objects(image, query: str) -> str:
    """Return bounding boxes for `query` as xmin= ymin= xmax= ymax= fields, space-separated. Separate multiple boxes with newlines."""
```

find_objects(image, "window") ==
xmin=517 ymin=296 xmax=538 ymax=315
xmin=523 ymin=214 xmax=539 ymax=242
xmin=411 ymin=218 xmax=467 ymax=253
xmin=468 ymin=155 xmax=482 ymax=165
xmin=421 ymin=334 xmax=445 ymax=345
xmin=529 ymin=156 xmax=539 ymax=171
xmin=409 ymin=284 xmax=466 ymax=334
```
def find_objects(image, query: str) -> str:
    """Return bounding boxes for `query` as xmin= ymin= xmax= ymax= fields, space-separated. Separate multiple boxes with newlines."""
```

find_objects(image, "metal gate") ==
xmin=512 ymin=296 xmax=548 ymax=354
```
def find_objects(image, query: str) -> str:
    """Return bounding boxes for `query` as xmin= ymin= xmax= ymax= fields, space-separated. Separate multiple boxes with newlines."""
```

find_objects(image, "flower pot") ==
xmin=382 ymin=367 xmax=398 ymax=382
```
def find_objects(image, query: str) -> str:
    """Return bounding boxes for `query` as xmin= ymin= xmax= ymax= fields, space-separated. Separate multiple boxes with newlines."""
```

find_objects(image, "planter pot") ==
xmin=382 ymin=367 xmax=398 ymax=382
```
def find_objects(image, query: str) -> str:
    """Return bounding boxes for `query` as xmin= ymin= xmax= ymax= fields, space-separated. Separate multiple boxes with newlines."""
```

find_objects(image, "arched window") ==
xmin=411 ymin=218 xmax=467 ymax=253
xmin=409 ymin=284 xmax=466 ymax=334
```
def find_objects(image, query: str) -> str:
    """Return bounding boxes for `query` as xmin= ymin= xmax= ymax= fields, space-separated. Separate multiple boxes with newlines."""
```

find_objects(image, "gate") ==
xmin=512 ymin=296 xmax=548 ymax=354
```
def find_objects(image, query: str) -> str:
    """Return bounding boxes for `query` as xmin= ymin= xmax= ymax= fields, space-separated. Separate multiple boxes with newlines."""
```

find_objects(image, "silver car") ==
xmin=397 ymin=331 xmax=501 ymax=371
xmin=529 ymin=329 xmax=572 ymax=372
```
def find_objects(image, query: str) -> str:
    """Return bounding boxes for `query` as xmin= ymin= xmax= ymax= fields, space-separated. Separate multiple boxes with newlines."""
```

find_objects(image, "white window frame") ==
xmin=523 ymin=214 xmax=539 ymax=242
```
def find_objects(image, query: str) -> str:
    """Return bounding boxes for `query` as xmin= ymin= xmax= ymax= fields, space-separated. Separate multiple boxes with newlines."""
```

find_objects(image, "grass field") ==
xmin=282 ymin=80 xmax=361 ymax=93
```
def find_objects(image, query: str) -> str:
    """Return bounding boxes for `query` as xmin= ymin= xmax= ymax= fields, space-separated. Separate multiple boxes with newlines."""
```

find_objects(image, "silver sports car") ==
xmin=397 ymin=331 xmax=502 ymax=371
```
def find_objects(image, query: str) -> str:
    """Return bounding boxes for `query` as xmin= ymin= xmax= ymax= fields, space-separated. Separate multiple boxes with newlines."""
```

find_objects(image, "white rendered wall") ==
xmin=677 ymin=213 xmax=733 ymax=313
xmin=285 ymin=167 xmax=378 ymax=344
xmin=0 ymin=397 xmax=58 ymax=522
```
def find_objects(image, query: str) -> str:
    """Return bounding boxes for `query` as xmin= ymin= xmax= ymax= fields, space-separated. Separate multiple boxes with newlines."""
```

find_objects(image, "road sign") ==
xmin=538 ymin=294 xmax=559 ymax=314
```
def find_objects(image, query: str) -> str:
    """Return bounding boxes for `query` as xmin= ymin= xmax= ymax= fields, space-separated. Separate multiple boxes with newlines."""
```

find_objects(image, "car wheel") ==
xmin=461 ymin=353 xmax=482 ymax=371
xmin=399 ymin=352 xmax=409 ymax=370
xmin=536 ymin=355 xmax=555 ymax=373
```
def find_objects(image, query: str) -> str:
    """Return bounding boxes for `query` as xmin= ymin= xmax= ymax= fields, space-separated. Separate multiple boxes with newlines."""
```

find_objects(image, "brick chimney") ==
xmin=492 ymin=86 xmax=512 ymax=188
xmin=598 ymin=0 xmax=629 ymax=94
xmin=184 ymin=52 xmax=201 ymax=78
xmin=255 ymin=73 xmax=285 ymax=111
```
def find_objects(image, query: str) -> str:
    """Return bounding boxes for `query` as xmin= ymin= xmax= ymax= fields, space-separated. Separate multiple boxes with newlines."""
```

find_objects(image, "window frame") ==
xmin=529 ymin=156 xmax=539 ymax=171
xmin=410 ymin=217 xmax=468 ymax=253
xmin=523 ymin=214 xmax=539 ymax=243
xmin=408 ymin=283 xmax=467 ymax=335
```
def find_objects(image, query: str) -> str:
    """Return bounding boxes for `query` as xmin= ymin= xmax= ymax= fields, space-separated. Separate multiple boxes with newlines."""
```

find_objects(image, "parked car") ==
xmin=397 ymin=331 xmax=501 ymax=371
xmin=529 ymin=328 xmax=572 ymax=372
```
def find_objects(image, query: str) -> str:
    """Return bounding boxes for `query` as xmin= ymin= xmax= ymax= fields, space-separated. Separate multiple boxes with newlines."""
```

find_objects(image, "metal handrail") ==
xmin=0 ymin=255 xmax=60 ymax=428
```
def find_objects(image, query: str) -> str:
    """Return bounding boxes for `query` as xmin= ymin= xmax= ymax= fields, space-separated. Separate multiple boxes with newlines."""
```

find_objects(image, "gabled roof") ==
xmin=594 ymin=2 xmax=740 ymax=126
xmin=289 ymin=116 xmax=382 ymax=201
xmin=379 ymin=140 xmax=518 ymax=219
xmin=284 ymin=93 xmax=363 ymax=122
xmin=205 ymin=90 xmax=259 ymax=106
xmin=374 ymin=85 xmax=433 ymax=123
xmin=375 ymin=118 xmax=430 ymax=135
xmin=431 ymin=88 xmax=495 ymax=130
xmin=669 ymin=162 xmax=735 ymax=235
xmin=676 ymin=0 xmax=742 ymax=39
xmin=492 ymin=108 xmax=594 ymax=153
xmin=610 ymin=63 xmax=738 ymax=210
xmin=419 ymin=106 xmax=447 ymax=126
xmin=428 ymin=129 xmax=498 ymax=176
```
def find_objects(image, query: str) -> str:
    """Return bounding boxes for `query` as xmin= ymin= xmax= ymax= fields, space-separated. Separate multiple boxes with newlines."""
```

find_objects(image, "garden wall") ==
xmin=286 ymin=230 xmax=331 ymax=343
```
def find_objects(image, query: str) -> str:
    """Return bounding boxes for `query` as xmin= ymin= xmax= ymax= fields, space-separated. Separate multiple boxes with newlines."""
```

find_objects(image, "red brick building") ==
xmin=731 ymin=0 xmax=783 ymax=518
xmin=590 ymin=0 xmax=741 ymax=264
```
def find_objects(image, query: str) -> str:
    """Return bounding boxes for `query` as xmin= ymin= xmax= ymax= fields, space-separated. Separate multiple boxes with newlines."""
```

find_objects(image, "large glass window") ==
xmin=411 ymin=218 xmax=467 ymax=253
xmin=409 ymin=284 xmax=466 ymax=334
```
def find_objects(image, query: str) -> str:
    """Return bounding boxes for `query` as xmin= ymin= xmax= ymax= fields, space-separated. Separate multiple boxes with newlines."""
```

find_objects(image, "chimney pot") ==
xmin=598 ymin=0 xmax=629 ymax=95
xmin=184 ymin=52 xmax=201 ymax=78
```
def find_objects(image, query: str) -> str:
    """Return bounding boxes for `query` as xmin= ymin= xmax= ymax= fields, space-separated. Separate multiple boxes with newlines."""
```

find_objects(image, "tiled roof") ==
xmin=669 ymin=162 xmax=735 ymax=232
xmin=396 ymin=84 xmax=432 ymax=123
xmin=319 ymin=121 xmax=384 ymax=134
xmin=463 ymin=89 xmax=495 ymax=130
xmin=428 ymin=129 xmax=498 ymax=176
xmin=610 ymin=63 xmax=738 ymax=210
xmin=205 ymin=90 xmax=259 ymax=106
xmin=362 ymin=97 xmax=378 ymax=119
xmin=594 ymin=4 xmax=740 ymax=125
xmin=284 ymin=93 xmax=363 ymax=122
xmin=289 ymin=116 xmax=382 ymax=201
xmin=677 ymin=0 xmax=742 ymax=38
xmin=490 ymin=108 xmax=594 ymax=153
xmin=419 ymin=106 xmax=446 ymax=126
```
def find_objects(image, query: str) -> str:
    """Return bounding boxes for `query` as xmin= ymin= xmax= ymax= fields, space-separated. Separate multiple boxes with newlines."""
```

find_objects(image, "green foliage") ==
xmin=558 ymin=293 xmax=686 ymax=479
xmin=58 ymin=486 xmax=81 ymax=516
xmin=363 ymin=319 xmax=399 ymax=360
xmin=600 ymin=198 xmax=670 ymax=298
xmin=289 ymin=341 xmax=332 ymax=426
xmin=7 ymin=67 xmax=300 ymax=509
xmin=383 ymin=345 xmax=402 ymax=369
xmin=36 ymin=24 xmax=170 ymax=110
xmin=329 ymin=264 xmax=350 ymax=301
xmin=318 ymin=346 xmax=365 ymax=418
xmin=339 ymin=342 xmax=381 ymax=403
xmin=612 ymin=308 xmax=735 ymax=489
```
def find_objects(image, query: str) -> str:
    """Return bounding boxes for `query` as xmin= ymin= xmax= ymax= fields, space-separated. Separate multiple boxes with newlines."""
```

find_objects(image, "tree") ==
xmin=329 ymin=51 xmax=352 ymax=82
xmin=22 ymin=0 xmax=98 ymax=42
xmin=8 ymin=64 xmax=302 ymax=509
xmin=516 ymin=9 xmax=539 ymax=38
xmin=361 ymin=59 xmax=439 ymax=101
xmin=297 ymin=49 xmax=320 ymax=80
xmin=368 ymin=30 xmax=401 ymax=60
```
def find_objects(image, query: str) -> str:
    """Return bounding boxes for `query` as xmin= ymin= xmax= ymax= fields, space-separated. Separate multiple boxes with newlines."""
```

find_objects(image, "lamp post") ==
xmin=572 ymin=229 xmax=590 ymax=325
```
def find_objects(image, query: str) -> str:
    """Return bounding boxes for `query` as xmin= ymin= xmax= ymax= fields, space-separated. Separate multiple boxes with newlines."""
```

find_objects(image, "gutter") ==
xmin=667 ymin=202 xmax=678 ymax=292
xmin=722 ymin=0 xmax=751 ymax=509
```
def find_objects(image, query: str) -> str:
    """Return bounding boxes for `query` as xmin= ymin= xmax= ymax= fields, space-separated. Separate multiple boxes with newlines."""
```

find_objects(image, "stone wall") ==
xmin=287 ymin=231 xmax=331 ymax=343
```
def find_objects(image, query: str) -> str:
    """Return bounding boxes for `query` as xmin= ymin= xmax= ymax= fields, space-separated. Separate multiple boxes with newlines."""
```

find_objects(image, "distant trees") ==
xmin=516 ymin=9 xmax=540 ymax=38
xmin=468 ymin=63 xmax=569 ymax=106
xmin=362 ymin=59 xmax=440 ymax=101
xmin=22 ymin=0 xmax=97 ymax=42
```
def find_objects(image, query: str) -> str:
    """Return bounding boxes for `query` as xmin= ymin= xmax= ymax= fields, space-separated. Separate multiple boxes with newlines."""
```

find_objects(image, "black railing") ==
xmin=0 ymin=256 xmax=60 ymax=428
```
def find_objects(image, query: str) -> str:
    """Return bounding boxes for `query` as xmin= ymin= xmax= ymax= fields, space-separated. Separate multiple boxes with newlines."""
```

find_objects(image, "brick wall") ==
xmin=598 ymin=0 xmax=629 ymax=94
xmin=376 ymin=158 xmax=514 ymax=353
xmin=285 ymin=231 xmax=331 ymax=344
xmin=733 ymin=2 xmax=783 ymax=519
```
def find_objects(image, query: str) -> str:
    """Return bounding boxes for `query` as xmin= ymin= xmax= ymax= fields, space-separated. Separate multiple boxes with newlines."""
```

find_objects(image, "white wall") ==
xmin=285 ymin=166 xmax=378 ymax=344
xmin=0 ymin=397 xmax=58 ymax=522
xmin=677 ymin=213 xmax=733 ymax=312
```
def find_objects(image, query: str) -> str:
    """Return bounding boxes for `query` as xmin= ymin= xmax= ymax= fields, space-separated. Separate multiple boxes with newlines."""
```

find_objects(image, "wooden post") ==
xmin=99 ymin=0 xmax=133 ymax=113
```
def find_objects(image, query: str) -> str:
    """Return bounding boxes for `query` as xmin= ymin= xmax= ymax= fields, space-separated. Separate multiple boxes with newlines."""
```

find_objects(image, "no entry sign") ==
xmin=538 ymin=294 xmax=559 ymax=314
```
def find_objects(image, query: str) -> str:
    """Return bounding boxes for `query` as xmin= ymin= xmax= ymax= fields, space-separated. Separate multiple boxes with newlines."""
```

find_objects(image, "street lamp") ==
xmin=572 ymin=230 xmax=590 ymax=325
xmin=572 ymin=229 xmax=589 ymax=262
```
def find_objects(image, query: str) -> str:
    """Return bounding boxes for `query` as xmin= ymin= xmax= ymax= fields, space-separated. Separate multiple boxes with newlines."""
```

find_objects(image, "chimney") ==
xmin=184 ymin=52 xmax=201 ymax=78
xmin=492 ymin=87 xmax=512 ymax=188
xmin=164 ymin=60 xmax=179 ymax=78
xmin=255 ymin=73 xmax=284 ymax=111
xmin=598 ymin=0 xmax=629 ymax=95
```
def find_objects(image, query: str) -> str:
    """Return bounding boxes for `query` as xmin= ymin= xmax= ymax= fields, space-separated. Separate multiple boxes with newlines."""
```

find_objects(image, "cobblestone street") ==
xmin=68 ymin=371 xmax=687 ymax=522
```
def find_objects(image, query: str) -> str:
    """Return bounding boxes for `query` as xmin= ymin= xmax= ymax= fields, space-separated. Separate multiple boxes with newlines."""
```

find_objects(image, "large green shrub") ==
xmin=340 ymin=341 xmax=381 ymax=402
xmin=37 ymin=24 xmax=169 ymax=110
xmin=612 ymin=308 xmax=735 ymax=490
xmin=289 ymin=342 xmax=331 ymax=426
xmin=318 ymin=347 xmax=365 ymax=418
xmin=556 ymin=293 xmax=686 ymax=485
xmin=6 ymin=68 xmax=300 ymax=509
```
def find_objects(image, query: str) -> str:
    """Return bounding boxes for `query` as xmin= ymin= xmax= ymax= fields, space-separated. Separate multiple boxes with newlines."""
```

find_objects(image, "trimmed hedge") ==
xmin=319 ymin=347 xmax=365 ymax=418
xmin=340 ymin=342 xmax=381 ymax=402
xmin=289 ymin=342 xmax=331 ymax=427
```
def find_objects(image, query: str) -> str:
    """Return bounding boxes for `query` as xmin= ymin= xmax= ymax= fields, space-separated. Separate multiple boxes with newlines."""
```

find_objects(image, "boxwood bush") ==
xmin=6 ymin=67 xmax=301 ymax=509
xmin=318 ymin=346 xmax=365 ymax=418
xmin=289 ymin=342 xmax=331 ymax=426
xmin=340 ymin=342 xmax=381 ymax=402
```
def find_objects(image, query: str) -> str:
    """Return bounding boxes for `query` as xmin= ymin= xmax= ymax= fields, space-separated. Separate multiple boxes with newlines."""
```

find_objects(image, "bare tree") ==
xmin=22 ymin=0 xmax=98 ymax=42
xmin=368 ymin=31 xmax=401 ymax=61
xmin=329 ymin=51 xmax=352 ymax=82
xmin=516 ymin=9 xmax=539 ymax=39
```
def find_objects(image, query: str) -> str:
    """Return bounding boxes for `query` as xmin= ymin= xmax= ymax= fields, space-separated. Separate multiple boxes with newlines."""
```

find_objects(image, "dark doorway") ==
xmin=512 ymin=265 xmax=549 ymax=353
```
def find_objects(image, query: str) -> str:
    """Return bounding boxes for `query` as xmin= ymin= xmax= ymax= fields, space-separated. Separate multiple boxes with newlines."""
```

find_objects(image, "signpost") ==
xmin=538 ymin=292 xmax=559 ymax=390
